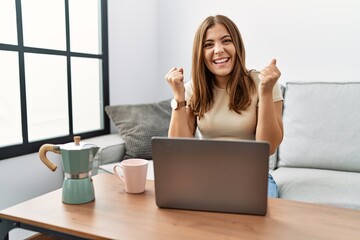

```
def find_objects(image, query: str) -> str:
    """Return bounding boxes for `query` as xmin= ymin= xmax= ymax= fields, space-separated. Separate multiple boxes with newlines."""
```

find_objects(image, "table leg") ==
xmin=0 ymin=218 xmax=18 ymax=240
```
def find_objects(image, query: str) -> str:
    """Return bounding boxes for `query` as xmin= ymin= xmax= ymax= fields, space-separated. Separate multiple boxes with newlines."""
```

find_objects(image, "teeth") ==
xmin=214 ymin=58 xmax=228 ymax=64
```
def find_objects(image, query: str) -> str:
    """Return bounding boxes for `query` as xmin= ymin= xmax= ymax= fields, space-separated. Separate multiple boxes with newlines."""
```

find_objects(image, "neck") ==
xmin=214 ymin=76 xmax=229 ymax=89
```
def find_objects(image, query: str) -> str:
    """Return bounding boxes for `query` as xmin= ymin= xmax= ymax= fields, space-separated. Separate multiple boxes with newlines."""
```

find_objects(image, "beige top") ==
xmin=184 ymin=71 xmax=283 ymax=140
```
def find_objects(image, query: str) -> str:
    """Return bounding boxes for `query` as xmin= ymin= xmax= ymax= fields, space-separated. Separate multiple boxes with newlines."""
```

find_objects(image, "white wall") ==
xmin=157 ymin=0 xmax=360 ymax=89
xmin=108 ymin=0 xmax=360 ymax=107
xmin=0 ymin=153 xmax=63 ymax=210
xmin=0 ymin=153 xmax=63 ymax=238
xmin=108 ymin=0 xmax=161 ymax=105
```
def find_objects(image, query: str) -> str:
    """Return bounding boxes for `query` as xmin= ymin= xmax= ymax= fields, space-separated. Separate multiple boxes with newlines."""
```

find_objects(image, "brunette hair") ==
xmin=190 ymin=15 xmax=256 ymax=118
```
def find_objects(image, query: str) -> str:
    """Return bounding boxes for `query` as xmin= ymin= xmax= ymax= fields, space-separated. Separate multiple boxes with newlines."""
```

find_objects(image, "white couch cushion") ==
xmin=278 ymin=82 xmax=360 ymax=172
xmin=272 ymin=167 xmax=360 ymax=210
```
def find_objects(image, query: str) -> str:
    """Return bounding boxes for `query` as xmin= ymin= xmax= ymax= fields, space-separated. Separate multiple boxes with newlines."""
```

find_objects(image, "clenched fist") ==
xmin=165 ymin=67 xmax=186 ymax=100
xmin=258 ymin=59 xmax=281 ymax=93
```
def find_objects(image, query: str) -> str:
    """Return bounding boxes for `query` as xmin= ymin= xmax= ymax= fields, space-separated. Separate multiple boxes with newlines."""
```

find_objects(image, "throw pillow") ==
xmin=105 ymin=99 xmax=172 ymax=160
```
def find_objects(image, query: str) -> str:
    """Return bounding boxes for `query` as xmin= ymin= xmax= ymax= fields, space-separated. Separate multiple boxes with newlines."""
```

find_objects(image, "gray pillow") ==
xmin=105 ymin=99 xmax=171 ymax=160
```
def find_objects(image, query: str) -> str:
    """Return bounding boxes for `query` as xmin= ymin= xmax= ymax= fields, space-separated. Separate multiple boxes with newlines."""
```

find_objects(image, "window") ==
xmin=0 ymin=0 xmax=109 ymax=160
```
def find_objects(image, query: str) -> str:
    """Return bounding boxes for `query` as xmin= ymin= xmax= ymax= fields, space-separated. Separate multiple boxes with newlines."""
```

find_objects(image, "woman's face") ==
xmin=203 ymin=23 xmax=236 ymax=85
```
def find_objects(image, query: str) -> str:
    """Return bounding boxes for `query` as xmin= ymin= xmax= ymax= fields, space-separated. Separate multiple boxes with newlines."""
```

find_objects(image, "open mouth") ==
xmin=213 ymin=58 xmax=230 ymax=64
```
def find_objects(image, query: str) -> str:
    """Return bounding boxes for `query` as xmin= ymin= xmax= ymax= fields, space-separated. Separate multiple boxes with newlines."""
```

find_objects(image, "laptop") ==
xmin=151 ymin=137 xmax=270 ymax=215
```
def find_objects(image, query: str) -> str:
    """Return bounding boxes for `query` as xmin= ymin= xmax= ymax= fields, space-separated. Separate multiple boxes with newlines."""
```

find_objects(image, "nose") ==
xmin=214 ymin=43 xmax=224 ymax=55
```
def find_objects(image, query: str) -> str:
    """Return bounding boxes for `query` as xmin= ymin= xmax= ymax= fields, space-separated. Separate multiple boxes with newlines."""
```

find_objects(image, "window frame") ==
xmin=0 ymin=0 xmax=109 ymax=160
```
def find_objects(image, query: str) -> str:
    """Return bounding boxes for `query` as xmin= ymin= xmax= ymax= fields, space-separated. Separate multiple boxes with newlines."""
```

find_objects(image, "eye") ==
xmin=223 ymin=38 xmax=233 ymax=44
xmin=203 ymin=41 xmax=214 ymax=49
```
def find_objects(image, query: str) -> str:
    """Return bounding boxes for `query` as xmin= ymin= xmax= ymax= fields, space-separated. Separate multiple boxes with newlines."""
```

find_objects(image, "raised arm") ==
xmin=256 ymin=59 xmax=284 ymax=155
xmin=165 ymin=67 xmax=196 ymax=137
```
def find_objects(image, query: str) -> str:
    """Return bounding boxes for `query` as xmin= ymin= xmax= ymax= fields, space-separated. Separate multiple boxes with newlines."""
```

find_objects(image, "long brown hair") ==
xmin=190 ymin=15 xmax=256 ymax=118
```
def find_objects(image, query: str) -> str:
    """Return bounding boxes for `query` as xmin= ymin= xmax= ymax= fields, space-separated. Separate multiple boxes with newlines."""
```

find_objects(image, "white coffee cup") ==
xmin=113 ymin=159 xmax=148 ymax=194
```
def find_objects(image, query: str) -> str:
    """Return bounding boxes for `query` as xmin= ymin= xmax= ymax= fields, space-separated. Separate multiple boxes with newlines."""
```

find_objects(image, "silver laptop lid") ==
xmin=151 ymin=137 xmax=269 ymax=215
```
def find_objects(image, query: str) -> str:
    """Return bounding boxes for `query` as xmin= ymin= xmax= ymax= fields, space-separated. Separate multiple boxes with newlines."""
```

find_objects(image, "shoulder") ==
xmin=184 ymin=80 xmax=193 ymax=101
xmin=184 ymin=80 xmax=193 ymax=93
xmin=184 ymin=80 xmax=192 ymax=88
xmin=249 ymin=70 xmax=260 ymax=84
xmin=248 ymin=70 xmax=283 ymax=102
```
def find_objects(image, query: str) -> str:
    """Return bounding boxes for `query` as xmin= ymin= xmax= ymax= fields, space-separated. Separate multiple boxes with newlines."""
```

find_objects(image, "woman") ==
xmin=165 ymin=15 xmax=283 ymax=197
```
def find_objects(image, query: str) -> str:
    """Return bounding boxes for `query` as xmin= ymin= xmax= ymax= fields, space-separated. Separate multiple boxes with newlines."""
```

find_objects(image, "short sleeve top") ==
xmin=184 ymin=71 xmax=283 ymax=140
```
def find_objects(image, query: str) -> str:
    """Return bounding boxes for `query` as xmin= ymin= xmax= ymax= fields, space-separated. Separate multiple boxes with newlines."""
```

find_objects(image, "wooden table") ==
xmin=1 ymin=173 xmax=360 ymax=240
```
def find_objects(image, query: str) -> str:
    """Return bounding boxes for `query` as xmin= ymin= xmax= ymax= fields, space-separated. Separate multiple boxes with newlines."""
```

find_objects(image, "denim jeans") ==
xmin=268 ymin=174 xmax=278 ymax=198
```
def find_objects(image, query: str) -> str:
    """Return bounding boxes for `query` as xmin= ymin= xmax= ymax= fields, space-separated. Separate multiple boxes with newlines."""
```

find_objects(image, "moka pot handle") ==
xmin=39 ymin=144 xmax=60 ymax=171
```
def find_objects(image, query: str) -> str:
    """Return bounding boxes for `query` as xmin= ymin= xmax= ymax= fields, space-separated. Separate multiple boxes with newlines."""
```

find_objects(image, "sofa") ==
xmin=89 ymin=81 xmax=360 ymax=210
xmin=271 ymin=82 xmax=360 ymax=210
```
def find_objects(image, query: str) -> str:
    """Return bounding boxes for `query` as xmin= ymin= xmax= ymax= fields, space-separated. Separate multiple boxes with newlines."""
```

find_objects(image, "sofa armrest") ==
xmin=85 ymin=134 xmax=125 ymax=175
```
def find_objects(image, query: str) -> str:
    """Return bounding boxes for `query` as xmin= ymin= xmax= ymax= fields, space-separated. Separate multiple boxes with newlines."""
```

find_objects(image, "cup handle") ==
xmin=113 ymin=165 xmax=125 ymax=183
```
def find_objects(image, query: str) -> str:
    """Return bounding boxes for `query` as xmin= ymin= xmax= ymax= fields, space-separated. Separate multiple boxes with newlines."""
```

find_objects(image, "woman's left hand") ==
xmin=258 ymin=59 xmax=281 ymax=93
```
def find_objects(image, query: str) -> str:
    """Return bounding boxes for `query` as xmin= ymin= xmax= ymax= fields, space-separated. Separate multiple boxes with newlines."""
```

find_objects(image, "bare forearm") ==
xmin=256 ymin=95 xmax=283 ymax=155
xmin=165 ymin=67 xmax=195 ymax=137
xmin=256 ymin=59 xmax=283 ymax=155
xmin=168 ymin=108 xmax=195 ymax=137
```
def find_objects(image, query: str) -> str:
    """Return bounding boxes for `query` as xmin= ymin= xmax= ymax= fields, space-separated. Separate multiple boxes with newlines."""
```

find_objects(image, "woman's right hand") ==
xmin=165 ymin=67 xmax=185 ymax=100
